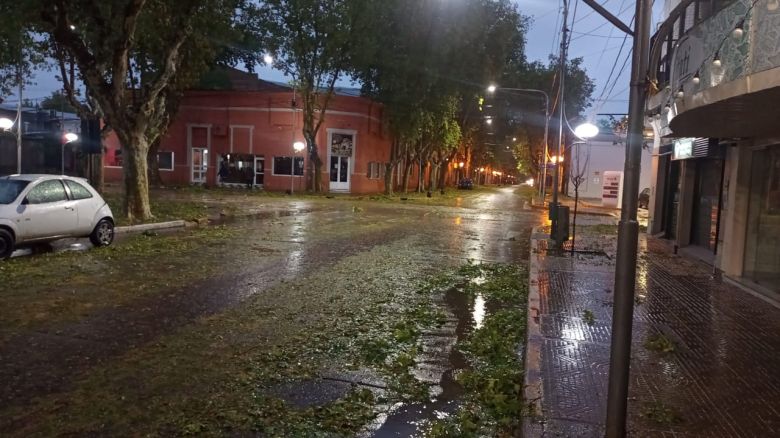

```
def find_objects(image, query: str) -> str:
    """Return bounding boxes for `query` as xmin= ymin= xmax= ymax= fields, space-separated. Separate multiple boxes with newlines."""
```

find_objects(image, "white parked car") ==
xmin=0 ymin=175 xmax=115 ymax=259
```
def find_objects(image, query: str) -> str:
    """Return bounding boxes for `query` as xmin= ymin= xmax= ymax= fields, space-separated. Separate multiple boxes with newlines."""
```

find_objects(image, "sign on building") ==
xmin=673 ymin=137 xmax=695 ymax=160
xmin=602 ymin=171 xmax=624 ymax=208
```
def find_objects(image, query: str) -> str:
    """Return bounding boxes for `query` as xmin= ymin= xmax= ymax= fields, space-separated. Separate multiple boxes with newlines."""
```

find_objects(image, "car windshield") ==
xmin=0 ymin=180 xmax=30 ymax=204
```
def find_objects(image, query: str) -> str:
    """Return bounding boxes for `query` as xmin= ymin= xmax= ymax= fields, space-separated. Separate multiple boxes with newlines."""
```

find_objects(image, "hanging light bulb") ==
xmin=654 ymin=113 xmax=662 ymax=121
xmin=676 ymin=87 xmax=685 ymax=99
xmin=712 ymin=51 xmax=722 ymax=67
xmin=768 ymin=0 xmax=779 ymax=11
xmin=732 ymin=19 xmax=745 ymax=38
xmin=692 ymin=71 xmax=701 ymax=85
xmin=663 ymin=104 xmax=671 ymax=114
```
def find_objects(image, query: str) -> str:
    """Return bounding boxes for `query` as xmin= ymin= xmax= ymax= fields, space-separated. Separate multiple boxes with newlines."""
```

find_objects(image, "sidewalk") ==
xmin=525 ymin=227 xmax=780 ymax=436
xmin=531 ymin=195 xmax=620 ymax=219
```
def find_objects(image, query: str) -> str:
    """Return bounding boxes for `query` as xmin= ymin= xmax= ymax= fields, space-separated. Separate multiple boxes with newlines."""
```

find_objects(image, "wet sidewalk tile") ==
xmin=526 ymin=230 xmax=780 ymax=437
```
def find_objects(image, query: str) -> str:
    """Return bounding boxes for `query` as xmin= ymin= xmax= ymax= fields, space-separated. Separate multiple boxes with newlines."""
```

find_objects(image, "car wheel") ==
xmin=0 ymin=229 xmax=14 ymax=260
xmin=90 ymin=219 xmax=115 ymax=247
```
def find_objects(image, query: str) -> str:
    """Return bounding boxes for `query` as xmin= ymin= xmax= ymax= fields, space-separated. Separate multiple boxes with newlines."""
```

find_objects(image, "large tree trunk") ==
xmin=418 ymin=160 xmax=425 ymax=193
xmin=402 ymin=160 xmax=412 ymax=193
xmin=384 ymin=162 xmax=395 ymax=195
xmin=438 ymin=162 xmax=447 ymax=193
xmin=119 ymin=133 xmax=152 ymax=221
xmin=92 ymin=151 xmax=104 ymax=193
xmin=304 ymin=131 xmax=323 ymax=192
xmin=428 ymin=162 xmax=436 ymax=191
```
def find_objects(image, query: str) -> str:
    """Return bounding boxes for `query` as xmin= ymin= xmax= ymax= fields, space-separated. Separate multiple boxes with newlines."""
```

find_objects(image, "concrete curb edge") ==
xmin=523 ymin=226 xmax=547 ymax=436
xmin=115 ymin=220 xmax=188 ymax=234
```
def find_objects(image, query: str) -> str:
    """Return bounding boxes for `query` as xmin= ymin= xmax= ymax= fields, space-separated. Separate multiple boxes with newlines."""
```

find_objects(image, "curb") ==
xmin=115 ymin=220 xmax=188 ymax=234
xmin=523 ymin=226 xmax=547 ymax=437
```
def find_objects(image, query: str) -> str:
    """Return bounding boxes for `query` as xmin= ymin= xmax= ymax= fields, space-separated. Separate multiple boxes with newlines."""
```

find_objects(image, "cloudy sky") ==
xmin=13 ymin=0 xmax=665 ymax=119
xmin=519 ymin=0 xmax=665 ymax=118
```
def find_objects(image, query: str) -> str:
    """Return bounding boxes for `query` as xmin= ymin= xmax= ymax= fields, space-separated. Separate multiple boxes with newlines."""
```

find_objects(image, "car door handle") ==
xmin=65 ymin=206 xmax=75 ymax=211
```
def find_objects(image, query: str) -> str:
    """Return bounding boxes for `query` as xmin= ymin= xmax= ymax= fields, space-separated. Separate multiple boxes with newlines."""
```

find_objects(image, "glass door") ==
xmin=330 ymin=156 xmax=350 ymax=191
xmin=254 ymin=157 xmax=265 ymax=187
xmin=691 ymin=159 xmax=723 ymax=251
xmin=191 ymin=147 xmax=208 ymax=184
xmin=743 ymin=147 xmax=780 ymax=293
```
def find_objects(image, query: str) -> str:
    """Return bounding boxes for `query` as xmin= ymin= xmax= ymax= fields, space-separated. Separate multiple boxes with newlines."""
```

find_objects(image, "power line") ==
xmin=589 ymin=13 xmax=634 ymax=117
xmin=549 ymin=2 xmax=564 ymax=60
xmin=573 ymin=0 xmax=611 ymax=24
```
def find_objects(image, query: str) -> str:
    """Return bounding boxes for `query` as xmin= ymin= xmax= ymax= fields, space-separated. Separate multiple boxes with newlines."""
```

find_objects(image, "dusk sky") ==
xmin=13 ymin=0 xmax=665 ymax=120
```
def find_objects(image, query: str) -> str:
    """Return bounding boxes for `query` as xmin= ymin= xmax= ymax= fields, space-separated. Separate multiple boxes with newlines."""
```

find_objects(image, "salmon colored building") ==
xmin=104 ymin=70 xmax=390 ymax=194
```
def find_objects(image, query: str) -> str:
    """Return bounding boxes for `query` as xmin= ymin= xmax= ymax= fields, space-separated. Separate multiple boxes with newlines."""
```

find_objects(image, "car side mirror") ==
xmin=21 ymin=198 xmax=29 ymax=205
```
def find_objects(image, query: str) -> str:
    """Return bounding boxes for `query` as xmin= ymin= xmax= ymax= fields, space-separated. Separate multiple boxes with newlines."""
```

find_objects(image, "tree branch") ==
xmin=45 ymin=1 xmax=116 ymax=125
xmin=55 ymin=47 xmax=94 ymax=120
xmin=111 ymin=0 xmax=147 ymax=106
xmin=137 ymin=23 xmax=192 ymax=133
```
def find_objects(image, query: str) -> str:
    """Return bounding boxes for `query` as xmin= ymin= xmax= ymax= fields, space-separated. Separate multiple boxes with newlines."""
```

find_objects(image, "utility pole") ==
xmin=539 ymin=96 xmax=550 ymax=200
xmin=577 ymin=0 xmax=653 ymax=436
xmin=16 ymin=62 xmax=22 ymax=174
xmin=551 ymin=0 xmax=568 ymax=242
xmin=605 ymin=1 xmax=651 ymax=435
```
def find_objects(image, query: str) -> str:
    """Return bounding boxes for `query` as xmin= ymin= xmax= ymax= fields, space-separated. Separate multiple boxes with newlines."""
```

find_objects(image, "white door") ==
xmin=18 ymin=179 xmax=78 ymax=240
xmin=191 ymin=147 xmax=208 ymax=183
xmin=329 ymin=156 xmax=350 ymax=191
xmin=254 ymin=157 xmax=265 ymax=187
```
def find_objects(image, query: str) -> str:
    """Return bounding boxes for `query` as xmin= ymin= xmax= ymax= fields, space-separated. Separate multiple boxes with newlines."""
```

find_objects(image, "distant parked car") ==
xmin=458 ymin=178 xmax=474 ymax=190
xmin=0 ymin=175 xmax=115 ymax=259
xmin=638 ymin=188 xmax=650 ymax=209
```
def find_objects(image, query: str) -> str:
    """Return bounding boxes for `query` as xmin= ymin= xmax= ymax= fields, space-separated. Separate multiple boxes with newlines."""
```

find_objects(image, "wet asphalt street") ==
xmin=0 ymin=187 xmax=544 ymax=436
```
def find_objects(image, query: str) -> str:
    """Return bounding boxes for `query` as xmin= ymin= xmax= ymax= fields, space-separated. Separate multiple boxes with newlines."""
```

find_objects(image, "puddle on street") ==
xmin=371 ymin=288 xmax=472 ymax=437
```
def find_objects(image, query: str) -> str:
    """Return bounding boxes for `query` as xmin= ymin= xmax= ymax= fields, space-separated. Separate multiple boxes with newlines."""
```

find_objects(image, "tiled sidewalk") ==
xmin=525 ymin=228 xmax=780 ymax=437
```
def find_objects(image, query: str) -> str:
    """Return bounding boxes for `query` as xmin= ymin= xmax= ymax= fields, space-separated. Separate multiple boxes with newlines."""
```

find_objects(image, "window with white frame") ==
xmin=367 ymin=162 xmax=384 ymax=179
xmin=157 ymin=151 xmax=174 ymax=171
xmin=273 ymin=156 xmax=304 ymax=176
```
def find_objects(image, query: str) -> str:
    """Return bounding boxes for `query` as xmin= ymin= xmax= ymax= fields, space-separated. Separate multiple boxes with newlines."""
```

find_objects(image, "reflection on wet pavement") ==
xmin=529 ymin=229 xmax=780 ymax=437
xmin=372 ymin=289 xmax=469 ymax=437
xmin=0 ymin=187 xmax=544 ymax=435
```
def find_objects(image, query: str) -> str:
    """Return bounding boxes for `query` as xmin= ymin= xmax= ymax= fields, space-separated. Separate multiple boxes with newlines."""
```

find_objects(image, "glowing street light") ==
xmin=64 ymin=132 xmax=79 ymax=143
xmin=482 ymin=83 xmax=550 ymax=198
xmin=0 ymin=117 xmax=13 ymax=130
xmin=293 ymin=141 xmax=305 ymax=152
xmin=574 ymin=122 xmax=599 ymax=139
xmin=263 ymin=53 xmax=274 ymax=65
xmin=486 ymin=118 xmax=493 ymax=125
xmin=458 ymin=162 xmax=465 ymax=168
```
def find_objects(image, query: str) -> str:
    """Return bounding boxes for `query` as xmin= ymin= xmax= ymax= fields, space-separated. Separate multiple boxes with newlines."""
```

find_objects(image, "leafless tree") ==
xmin=569 ymin=141 xmax=590 ymax=254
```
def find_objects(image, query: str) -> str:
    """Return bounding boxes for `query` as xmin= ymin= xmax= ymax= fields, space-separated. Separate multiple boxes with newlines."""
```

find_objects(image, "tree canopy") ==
xmin=2 ymin=0 xmax=262 ymax=220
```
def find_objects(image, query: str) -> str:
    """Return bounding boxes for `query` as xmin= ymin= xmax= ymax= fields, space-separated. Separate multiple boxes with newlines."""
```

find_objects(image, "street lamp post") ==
xmin=62 ymin=132 xmax=78 ymax=175
xmin=579 ymin=0 xmax=653 ymax=436
xmin=486 ymin=86 xmax=550 ymax=200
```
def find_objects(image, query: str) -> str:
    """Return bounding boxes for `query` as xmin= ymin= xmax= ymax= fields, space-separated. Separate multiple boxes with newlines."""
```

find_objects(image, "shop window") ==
xmin=218 ymin=154 xmax=256 ymax=185
xmin=273 ymin=156 xmax=304 ymax=176
xmin=158 ymin=151 xmax=174 ymax=171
